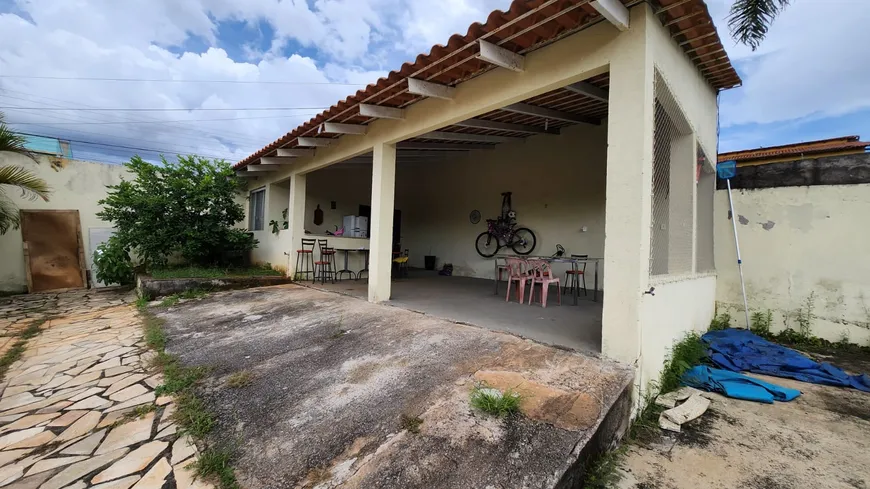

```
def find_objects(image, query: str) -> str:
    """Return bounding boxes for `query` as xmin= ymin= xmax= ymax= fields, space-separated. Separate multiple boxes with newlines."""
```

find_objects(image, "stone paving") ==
xmin=0 ymin=291 xmax=214 ymax=489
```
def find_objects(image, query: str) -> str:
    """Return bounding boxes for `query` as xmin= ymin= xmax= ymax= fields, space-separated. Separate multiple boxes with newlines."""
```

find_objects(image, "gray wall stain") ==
xmin=738 ymin=215 xmax=749 ymax=225
xmin=760 ymin=220 xmax=776 ymax=230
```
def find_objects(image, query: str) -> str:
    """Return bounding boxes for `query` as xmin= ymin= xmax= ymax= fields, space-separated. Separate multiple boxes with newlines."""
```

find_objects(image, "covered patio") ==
xmin=313 ymin=269 xmax=603 ymax=352
xmin=236 ymin=0 xmax=739 ymax=392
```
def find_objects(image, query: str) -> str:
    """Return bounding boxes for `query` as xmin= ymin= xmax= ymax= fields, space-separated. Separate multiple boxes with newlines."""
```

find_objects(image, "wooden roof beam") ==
xmin=276 ymin=148 xmax=315 ymax=157
xmin=564 ymin=81 xmax=609 ymax=103
xmin=397 ymin=142 xmax=496 ymax=151
xmin=502 ymin=103 xmax=600 ymax=125
xmin=419 ymin=131 xmax=524 ymax=144
xmin=296 ymin=137 xmax=333 ymax=147
xmin=453 ymin=118 xmax=559 ymax=135
xmin=359 ymin=103 xmax=405 ymax=120
xmin=591 ymin=0 xmax=630 ymax=31
xmin=319 ymin=122 xmax=367 ymax=135
xmin=477 ymin=40 xmax=524 ymax=72
xmin=407 ymin=78 xmax=455 ymax=100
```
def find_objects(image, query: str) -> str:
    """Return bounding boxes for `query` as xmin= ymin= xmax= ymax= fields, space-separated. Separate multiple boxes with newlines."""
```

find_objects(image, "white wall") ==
xmin=639 ymin=274 xmax=716 ymax=386
xmin=398 ymin=123 xmax=607 ymax=282
xmin=714 ymin=185 xmax=870 ymax=345
xmin=0 ymin=153 xmax=129 ymax=293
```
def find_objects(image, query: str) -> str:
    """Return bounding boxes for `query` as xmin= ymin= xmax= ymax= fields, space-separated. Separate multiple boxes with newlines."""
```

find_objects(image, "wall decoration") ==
xmin=469 ymin=210 xmax=481 ymax=224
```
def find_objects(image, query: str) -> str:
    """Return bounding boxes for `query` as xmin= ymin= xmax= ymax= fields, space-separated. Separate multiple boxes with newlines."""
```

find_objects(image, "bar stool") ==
xmin=294 ymin=238 xmax=316 ymax=281
xmin=564 ymin=254 xmax=588 ymax=297
xmin=315 ymin=239 xmax=337 ymax=284
xmin=357 ymin=249 xmax=370 ymax=280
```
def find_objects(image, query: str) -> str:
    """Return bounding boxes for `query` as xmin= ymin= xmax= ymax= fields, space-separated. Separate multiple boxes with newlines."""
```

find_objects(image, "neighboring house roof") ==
xmin=718 ymin=136 xmax=870 ymax=164
xmin=235 ymin=0 xmax=740 ymax=169
xmin=23 ymin=134 xmax=73 ymax=158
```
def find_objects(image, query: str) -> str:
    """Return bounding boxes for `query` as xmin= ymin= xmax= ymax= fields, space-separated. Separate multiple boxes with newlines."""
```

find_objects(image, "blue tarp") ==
xmin=702 ymin=329 xmax=870 ymax=393
xmin=682 ymin=366 xmax=801 ymax=403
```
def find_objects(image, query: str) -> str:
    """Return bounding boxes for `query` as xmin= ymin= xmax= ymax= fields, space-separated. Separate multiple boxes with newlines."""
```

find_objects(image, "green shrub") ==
xmin=750 ymin=310 xmax=773 ymax=336
xmin=97 ymin=155 xmax=257 ymax=270
xmin=709 ymin=313 xmax=732 ymax=331
xmin=93 ymin=236 xmax=136 ymax=286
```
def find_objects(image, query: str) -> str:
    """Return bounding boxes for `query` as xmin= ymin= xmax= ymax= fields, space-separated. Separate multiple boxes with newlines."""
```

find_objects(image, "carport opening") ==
xmin=300 ymin=74 xmax=610 ymax=354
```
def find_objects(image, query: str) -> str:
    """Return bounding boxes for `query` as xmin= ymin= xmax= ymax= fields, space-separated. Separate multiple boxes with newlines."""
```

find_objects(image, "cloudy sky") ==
xmin=0 ymin=0 xmax=867 ymax=164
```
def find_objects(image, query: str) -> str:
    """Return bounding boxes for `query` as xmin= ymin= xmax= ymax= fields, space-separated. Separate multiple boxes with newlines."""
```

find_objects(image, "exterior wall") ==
xmin=714 ymin=185 xmax=870 ymax=345
xmin=618 ymin=4 xmax=719 ymax=393
xmin=639 ymin=274 xmax=716 ymax=384
xmin=0 ymin=153 xmax=129 ymax=293
xmin=399 ymin=123 xmax=607 ymax=282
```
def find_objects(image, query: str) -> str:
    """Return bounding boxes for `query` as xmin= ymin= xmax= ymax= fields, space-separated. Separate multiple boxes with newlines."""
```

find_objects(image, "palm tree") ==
xmin=728 ymin=0 xmax=791 ymax=51
xmin=0 ymin=112 xmax=51 ymax=234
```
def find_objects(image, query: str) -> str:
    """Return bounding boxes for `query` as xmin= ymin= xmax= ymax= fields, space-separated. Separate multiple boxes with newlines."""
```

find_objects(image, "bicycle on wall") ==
xmin=474 ymin=192 xmax=537 ymax=258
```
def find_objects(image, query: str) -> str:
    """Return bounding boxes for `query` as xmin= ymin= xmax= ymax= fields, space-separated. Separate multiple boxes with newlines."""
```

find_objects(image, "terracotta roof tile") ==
xmin=718 ymin=136 xmax=870 ymax=163
xmin=236 ymin=0 xmax=741 ymax=169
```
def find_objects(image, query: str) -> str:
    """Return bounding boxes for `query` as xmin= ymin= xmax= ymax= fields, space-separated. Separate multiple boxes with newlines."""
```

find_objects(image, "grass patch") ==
xmin=126 ymin=403 xmax=157 ymax=419
xmin=399 ymin=414 xmax=423 ymax=434
xmin=225 ymin=371 xmax=254 ymax=388
xmin=330 ymin=329 xmax=348 ymax=339
xmin=0 ymin=319 xmax=46 ymax=381
xmin=470 ymin=384 xmax=522 ymax=417
xmin=581 ymin=444 xmax=629 ymax=489
xmin=151 ymin=265 xmax=281 ymax=279
xmin=190 ymin=448 xmax=239 ymax=489
xmin=137 ymin=308 xmax=237 ymax=489
xmin=708 ymin=313 xmax=731 ymax=331
xmin=158 ymin=288 xmax=211 ymax=307
xmin=134 ymin=296 xmax=149 ymax=311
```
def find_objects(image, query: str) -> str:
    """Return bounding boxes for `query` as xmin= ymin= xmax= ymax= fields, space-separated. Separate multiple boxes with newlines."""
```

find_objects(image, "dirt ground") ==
xmin=617 ymin=368 xmax=870 ymax=489
xmin=157 ymin=284 xmax=633 ymax=489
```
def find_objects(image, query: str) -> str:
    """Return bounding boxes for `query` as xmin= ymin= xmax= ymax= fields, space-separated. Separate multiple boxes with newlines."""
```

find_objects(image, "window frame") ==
xmin=249 ymin=187 xmax=266 ymax=231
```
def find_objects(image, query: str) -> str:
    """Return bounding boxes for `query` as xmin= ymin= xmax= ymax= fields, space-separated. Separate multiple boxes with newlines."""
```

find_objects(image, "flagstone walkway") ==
xmin=0 ymin=291 xmax=214 ymax=489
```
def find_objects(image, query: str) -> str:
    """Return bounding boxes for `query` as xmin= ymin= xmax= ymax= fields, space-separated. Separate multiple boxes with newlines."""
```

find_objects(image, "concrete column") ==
xmin=667 ymin=133 xmax=696 ymax=274
xmin=368 ymin=142 xmax=397 ymax=303
xmin=601 ymin=5 xmax=655 ymax=371
xmin=287 ymin=172 xmax=307 ymax=279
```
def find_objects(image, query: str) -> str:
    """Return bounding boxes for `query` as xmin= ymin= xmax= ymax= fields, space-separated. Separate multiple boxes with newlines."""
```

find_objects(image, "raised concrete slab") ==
xmin=159 ymin=285 xmax=632 ymax=489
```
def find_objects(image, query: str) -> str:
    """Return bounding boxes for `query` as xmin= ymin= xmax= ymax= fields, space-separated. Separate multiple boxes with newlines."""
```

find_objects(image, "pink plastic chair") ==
xmin=504 ymin=258 xmax=532 ymax=304
xmin=527 ymin=259 xmax=561 ymax=308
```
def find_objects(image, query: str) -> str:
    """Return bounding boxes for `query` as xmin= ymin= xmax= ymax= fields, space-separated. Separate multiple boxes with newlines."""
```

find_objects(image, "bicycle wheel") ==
xmin=475 ymin=232 xmax=500 ymax=258
xmin=510 ymin=228 xmax=536 ymax=255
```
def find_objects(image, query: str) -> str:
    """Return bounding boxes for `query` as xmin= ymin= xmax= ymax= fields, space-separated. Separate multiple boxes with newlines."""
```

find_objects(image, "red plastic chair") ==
xmin=527 ymin=259 xmax=561 ymax=308
xmin=504 ymin=257 xmax=532 ymax=304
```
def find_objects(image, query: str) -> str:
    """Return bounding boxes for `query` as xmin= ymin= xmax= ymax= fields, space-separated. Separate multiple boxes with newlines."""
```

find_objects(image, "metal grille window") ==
xmin=650 ymin=71 xmax=695 ymax=276
xmin=249 ymin=188 xmax=265 ymax=231
xmin=696 ymin=146 xmax=715 ymax=272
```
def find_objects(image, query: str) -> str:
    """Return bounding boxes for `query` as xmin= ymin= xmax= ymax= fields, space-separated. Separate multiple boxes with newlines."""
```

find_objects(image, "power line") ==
xmin=18 ymin=131 xmax=241 ymax=161
xmin=0 ymin=106 xmax=329 ymax=112
xmin=0 ymin=75 xmax=368 ymax=86
xmin=0 ymin=90 xmax=292 ymax=147
xmin=5 ymin=113 xmax=321 ymax=125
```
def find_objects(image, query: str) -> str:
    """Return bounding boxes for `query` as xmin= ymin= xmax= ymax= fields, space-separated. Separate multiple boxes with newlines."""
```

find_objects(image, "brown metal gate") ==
xmin=21 ymin=210 xmax=87 ymax=293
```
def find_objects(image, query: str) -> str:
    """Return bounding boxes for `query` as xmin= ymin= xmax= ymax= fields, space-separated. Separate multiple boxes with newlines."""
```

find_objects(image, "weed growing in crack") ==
xmin=400 ymin=414 xmax=423 ymax=434
xmin=225 ymin=370 xmax=254 ymax=388
xmin=191 ymin=448 xmax=239 ymax=489
xmin=470 ymin=384 xmax=521 ymax=417
xmin=0 ymin=319 xmax=45 ymax=381
xmin=750 ymin=310 xmax=773 ymax=336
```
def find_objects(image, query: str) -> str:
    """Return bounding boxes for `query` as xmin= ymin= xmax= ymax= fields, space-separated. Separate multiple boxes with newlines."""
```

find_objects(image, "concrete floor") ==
xmin=311 ymin=270 xmax=602 ymax=353
xmin=159 ymin=285 xmax=633 ymax=489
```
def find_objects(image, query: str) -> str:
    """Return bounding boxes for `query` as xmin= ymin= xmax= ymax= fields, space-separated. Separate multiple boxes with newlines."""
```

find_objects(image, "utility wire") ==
xmin=0 ymin=90 xmax=289 ymax=147
xmin=5 ymin=113 xmax=321 ymax=125
xmin=18 ymin=131 xmax=241 ymax=161
xmin=0 ymin=75 xmax=367 ymax=86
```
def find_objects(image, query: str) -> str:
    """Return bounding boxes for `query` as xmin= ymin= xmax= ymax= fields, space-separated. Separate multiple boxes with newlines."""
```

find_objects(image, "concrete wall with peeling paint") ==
xmin=714 ymin=185 xmax=870 ymax=345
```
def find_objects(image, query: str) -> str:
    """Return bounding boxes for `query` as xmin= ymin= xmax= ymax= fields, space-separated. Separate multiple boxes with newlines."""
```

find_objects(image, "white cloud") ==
xmin=707 ymin=0 xmax=870 ymax=129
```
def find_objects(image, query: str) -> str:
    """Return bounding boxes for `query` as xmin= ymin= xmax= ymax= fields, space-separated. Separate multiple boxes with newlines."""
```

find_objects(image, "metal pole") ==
xmin=726 ymin=178 xmax=751 ymax=329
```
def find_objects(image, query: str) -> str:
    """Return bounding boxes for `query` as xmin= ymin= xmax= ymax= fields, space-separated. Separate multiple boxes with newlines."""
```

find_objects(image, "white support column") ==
xmin=287 ymin=173 xmax=307 ymax=279
xmin=601 ymin=6 xmax=655 ymax=373
xmin=368 ymin=142 xmax=397 ymax=303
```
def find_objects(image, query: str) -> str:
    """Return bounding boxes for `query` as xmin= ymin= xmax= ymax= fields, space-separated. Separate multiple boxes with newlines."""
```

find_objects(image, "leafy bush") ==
xmin=93 ymin=236 xmax=136 ymax=286
xmin=97 ymin=155 xmax=256 ymax=271
xmin=709 ymin=313 xmax=732 ymax=331
xmin=750 ymin=310 xmax=773 ymax=335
